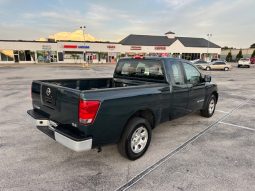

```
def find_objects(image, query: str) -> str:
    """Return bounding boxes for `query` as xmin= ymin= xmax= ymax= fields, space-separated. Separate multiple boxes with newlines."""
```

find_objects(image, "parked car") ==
xmin=250 ymin=57 xmax=255 ymax=64
xmin=193 ymin=60 xmax=209 ymax=69
xmin=190 ymin=59 xmax=200 ymax=63
xmin=27 ymin=57 xmax=218 ymax=160
xmin=200 ymin=61 xmax=232 ymax=71
xmin=238 ymin=58 xmax=251 ymax=68
xmin=211 ymin=58 xmax=218 ymax=62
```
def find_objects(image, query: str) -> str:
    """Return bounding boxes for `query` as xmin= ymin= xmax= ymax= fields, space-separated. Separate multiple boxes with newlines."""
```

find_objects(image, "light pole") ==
xmin=207 ymin=33 xmax=212 ymax=62
xmin=80 ymin=26 xmax=88 ymax=68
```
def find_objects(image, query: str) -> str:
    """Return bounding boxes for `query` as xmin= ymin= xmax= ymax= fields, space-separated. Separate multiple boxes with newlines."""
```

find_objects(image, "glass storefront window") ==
xmin=0 ymin=50 xmax=14 ymax=61
xmin=181 ymin=53 xmax=200 ymax=60
xmin=36 ymin=51 xmax=59 ymax=63
xmin=64 ymin=51 xmax=83 ymax=60
xmin=30 ymin=51 xmax=35 ymax=62
xmin=37 ymin=51 xmax=45 ymax=63
xmin=58 ymin=52 xmax=64 ymax=61
xmin=19 ymin=50 xmax=26 ymax=61
xmin=25 ymin=50 xmax=31 ymax=61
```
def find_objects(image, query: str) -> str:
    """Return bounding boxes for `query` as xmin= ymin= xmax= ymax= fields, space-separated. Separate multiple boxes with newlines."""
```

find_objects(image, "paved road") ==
xmin=0 ymin=64 xmax=255 ymax=191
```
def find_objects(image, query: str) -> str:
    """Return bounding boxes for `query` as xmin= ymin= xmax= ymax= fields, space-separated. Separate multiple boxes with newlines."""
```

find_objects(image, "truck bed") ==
xmin=40 ymin=78 xmax=148 ymax=91
xmin=31 ymin=78 xmax=162 ymax=131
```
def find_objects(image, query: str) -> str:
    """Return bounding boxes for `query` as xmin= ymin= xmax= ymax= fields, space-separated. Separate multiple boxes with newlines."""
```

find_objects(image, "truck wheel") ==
xmin=118 ymin=117 xmax=151 ymax=160
xmin=200 ymin=94 xmax=216 ymax=118
xmin=224 ymin=67 xmax=229 ymax=71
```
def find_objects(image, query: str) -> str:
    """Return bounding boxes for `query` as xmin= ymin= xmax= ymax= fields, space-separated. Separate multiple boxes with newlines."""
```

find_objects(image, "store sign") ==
xmin=64 ymin=45 xmax=77 ymax=49
xmin=78 ymin=45 xmax=90 ymax=49
xmin=155 ymin=46 xmax=166 ymax=50
xmin=107 ymin=45 xmax=115 ymax=49
xmin=42 ymin=45 xmax=52 ymax=50
xmin=63 ymin=45 xmax=90 ymax=49
xmin=130 ymin=46 xmax=142 ymax=50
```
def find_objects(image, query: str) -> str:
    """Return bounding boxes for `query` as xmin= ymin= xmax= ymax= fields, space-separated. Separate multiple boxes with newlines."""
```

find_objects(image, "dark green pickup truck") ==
xmin=27 ymin=57 xmax=218 ymax=160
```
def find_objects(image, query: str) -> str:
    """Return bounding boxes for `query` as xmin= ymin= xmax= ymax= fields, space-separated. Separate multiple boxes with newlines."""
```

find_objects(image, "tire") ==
xmin=206 ymin=67 xmax=210 ymax=71
xmin=201 ymin=94 xmax=217 ymax=118
xmin=237 ymin=65 xmax=240 ymax=68
xmin=224 ymin=67 xmax=229 ymax=71
xmin=118 ymin=117 xmax=152 ymax=160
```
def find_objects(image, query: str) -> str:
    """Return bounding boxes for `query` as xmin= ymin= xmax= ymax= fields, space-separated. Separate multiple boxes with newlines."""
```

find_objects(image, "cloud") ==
xmin=47 ymin=30 xmax=97 ymax=41
xmin=160 ymin=0 xmax=198 ymax=8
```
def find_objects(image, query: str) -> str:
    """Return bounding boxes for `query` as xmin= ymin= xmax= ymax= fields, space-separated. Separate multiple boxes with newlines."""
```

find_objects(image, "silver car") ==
xmin=200 ymin=61 xmax=232 ymax=71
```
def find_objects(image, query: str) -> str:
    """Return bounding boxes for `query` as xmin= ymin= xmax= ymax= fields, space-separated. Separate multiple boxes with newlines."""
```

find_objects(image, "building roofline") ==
xmin=0 ymin=39 xmax=119 ymax=44
xmin=165 ymin=31 xmax=175 ymax=35
xmin=0 ymin=40 xmax=57 ymax=43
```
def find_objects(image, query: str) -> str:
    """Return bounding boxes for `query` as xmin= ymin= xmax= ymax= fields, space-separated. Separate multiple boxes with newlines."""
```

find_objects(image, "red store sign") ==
xmin=64 ymin=45 xmax=77 ymax=49
xmin=131 ymin=46 xmax=142 ymax=50
xmin=107 ymin=45 xmax=116 ymax=49
xmin=155 ymin=46 xmax=166 ymax=50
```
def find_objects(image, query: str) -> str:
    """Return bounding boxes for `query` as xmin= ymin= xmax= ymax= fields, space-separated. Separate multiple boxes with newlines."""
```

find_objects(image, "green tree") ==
xmin=222 ymin=46 xmax=234 ymax=50
xmin=236 ymin=50 xmax=243 ymax=61
xmin=226 ymin=51 xmax=232 ymax=62
xmin=251 ymin=49 xmax=255 ymax=57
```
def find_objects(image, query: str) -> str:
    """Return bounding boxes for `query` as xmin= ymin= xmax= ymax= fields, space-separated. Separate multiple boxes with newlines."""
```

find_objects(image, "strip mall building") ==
xmin=0 ymin=32 xmax=221 ymax=64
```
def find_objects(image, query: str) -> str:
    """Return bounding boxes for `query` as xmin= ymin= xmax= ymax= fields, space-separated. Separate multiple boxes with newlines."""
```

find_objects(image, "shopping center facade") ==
xmin=0 ymin=32 xmax=221 ymax=64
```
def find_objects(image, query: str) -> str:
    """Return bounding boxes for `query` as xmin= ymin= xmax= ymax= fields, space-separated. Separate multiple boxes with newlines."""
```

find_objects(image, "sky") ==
xmin=0 ymin=0 xmax=254 ymax=48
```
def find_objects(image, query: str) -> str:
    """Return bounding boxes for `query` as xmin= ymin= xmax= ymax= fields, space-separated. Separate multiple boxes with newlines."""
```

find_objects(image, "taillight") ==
xmin=79 ymin=100 xmax=100 ymax=125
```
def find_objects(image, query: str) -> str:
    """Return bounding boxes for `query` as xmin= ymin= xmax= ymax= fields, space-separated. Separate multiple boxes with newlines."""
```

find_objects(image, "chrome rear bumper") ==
xmin=27 ymin=110 xmax=92 ymax=152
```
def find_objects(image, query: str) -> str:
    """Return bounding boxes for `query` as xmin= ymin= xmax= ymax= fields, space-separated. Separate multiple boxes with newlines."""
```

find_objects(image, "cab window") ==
xmin=115 ymin=59 xmax=165 ymax=81
xmin=183 ymin=63 xmax=201 ymax=85
xmin=170 ymin=62 xmax=185 ymax=85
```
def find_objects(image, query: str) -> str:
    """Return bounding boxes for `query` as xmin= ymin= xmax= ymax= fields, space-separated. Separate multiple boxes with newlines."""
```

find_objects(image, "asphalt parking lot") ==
xmin=0 ymin=63 xmax=255 ymax=191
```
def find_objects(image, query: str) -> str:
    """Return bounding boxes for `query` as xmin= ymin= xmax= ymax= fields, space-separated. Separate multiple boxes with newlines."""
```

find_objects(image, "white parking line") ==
xmin=219 ymin=121 xmax=255 ymax=132
xmin=216 ymin=110 xmax=229 ymax=114
xmin=116 ymin=97 xmax=254 ymax=191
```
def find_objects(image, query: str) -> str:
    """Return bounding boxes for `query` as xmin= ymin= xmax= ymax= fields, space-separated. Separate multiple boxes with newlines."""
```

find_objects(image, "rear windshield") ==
xmin=114 ymin=59 xmax=165 ymax=81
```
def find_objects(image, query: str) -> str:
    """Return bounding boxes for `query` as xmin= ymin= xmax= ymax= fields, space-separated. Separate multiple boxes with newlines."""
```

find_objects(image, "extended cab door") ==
xmin=168 ymin=60 xmax=189 ymax=119
xmin=182 ymin=62 xmax=206 ymax=111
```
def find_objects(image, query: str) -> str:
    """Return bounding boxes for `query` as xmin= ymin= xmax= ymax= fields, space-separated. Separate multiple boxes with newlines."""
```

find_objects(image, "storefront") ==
xmin=0 ymin=32 xmax=221 ymax=64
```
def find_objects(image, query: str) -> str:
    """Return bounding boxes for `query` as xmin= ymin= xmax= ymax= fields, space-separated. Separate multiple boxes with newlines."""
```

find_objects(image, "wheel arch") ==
xmin=118 ymin=108 xmax=156 ymax=142
xmin=212 ymin=91 xmax=218 ymax=103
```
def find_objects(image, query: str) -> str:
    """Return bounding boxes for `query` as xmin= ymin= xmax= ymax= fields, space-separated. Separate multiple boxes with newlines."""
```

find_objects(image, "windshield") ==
xmin=114 ymin=59 xmax=165 ymax=81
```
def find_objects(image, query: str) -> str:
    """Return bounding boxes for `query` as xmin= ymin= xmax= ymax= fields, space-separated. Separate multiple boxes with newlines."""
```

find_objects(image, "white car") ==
xmin=238 ymin=58 xmax=251 ymax=68
xmin=190 ymin=59 xmax=200 ymax=64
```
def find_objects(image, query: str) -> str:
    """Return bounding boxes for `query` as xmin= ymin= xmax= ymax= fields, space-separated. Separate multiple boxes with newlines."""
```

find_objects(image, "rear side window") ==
xmin=170 ymin=62 xmax=185 ymax=85
xmin=214 ymin=62 xmax=225 ymax=65
xmin=115 ymin=59 xmax=165 ymax=81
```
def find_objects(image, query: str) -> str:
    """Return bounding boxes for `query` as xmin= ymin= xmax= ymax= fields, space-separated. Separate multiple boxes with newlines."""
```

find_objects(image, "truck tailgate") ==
xmin=32 ymin=81 xmax=80 ymax=126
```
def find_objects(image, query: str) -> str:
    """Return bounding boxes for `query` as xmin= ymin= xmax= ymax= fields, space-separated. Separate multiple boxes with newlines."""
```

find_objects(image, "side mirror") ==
xmin=204 ymin=75 xmax=211 ymax=82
